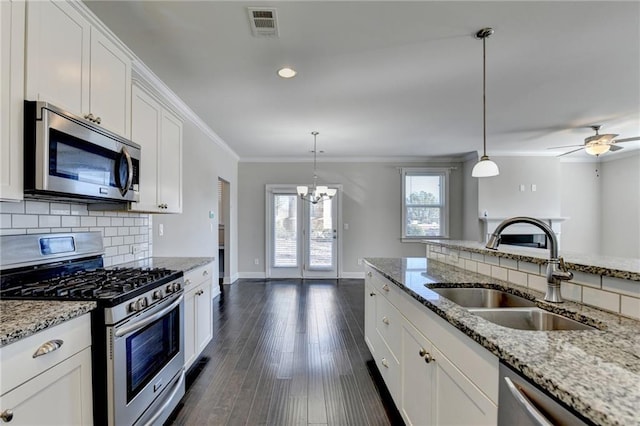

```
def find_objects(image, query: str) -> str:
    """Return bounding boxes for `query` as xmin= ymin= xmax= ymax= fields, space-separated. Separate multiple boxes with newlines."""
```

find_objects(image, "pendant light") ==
xmin=297 ymin=132 xmax=337 ymax=204
xmin=471 ymin=27 xmax=500 ymax=178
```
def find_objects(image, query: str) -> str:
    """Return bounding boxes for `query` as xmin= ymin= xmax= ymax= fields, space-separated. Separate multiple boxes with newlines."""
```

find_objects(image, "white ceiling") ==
xmin=85 ymin=1 xmax=640 ymax=161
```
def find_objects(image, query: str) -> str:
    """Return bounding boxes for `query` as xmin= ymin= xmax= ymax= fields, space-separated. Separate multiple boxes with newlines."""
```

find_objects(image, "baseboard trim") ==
xmin=238 ymin=272 xmax=266 ymax=279
xmin=342 ymin=271 xmax=365 ymax=279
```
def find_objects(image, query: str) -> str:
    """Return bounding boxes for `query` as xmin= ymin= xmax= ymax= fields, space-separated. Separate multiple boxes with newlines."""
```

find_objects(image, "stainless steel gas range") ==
xmin=0 ymin=232 xmax=185 ymax=426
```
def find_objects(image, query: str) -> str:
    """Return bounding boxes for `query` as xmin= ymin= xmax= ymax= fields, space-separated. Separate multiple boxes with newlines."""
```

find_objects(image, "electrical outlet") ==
xmin=531 ymin=184 xmax=537 ymax=192
xmin=519 ymin=184 xmax=525 ymax=192
xmin=158 ymin=224 xmax=164 ymax=236
xmin=254 ymin=258 xmax=259 ymax=265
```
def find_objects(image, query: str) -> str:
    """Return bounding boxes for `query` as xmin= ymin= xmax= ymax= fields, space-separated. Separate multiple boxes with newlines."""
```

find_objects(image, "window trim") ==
xmin=401 ymin=167 xmax=450 ymax=241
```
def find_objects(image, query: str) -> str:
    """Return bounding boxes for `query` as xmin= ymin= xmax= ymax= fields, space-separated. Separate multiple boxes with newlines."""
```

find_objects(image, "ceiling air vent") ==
xmin=247 ymin=7 xmax=279 ymax=38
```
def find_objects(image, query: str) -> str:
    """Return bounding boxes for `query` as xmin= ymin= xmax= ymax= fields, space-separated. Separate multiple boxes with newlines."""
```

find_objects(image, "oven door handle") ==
xmin=115 ymin=294 xmax=183 ymax=338
xmin=142 ymin=369 xmax=185 ymax=426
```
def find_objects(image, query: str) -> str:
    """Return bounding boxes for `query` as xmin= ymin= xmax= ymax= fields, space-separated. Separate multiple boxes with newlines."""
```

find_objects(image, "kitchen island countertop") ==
xmin=365 ymin=257 xmax=640 ymax=426
xmin=0 ymin=300 xmax=96 ymax=347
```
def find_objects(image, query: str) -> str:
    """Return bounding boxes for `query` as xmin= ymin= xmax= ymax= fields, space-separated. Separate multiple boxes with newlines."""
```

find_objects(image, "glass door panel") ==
xmin=307 ymin=198 xmax=335 ymax=271
xmin=273 ymin=194 xmax=298 ymax=268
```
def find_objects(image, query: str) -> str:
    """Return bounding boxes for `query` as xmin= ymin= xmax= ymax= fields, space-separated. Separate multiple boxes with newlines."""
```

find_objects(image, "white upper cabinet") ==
xmin=25 ymin=0 xmax=131 ymax=138
xmin=0 ymin=0 xmax=25 ymax=201
xmin=130 ymin=83 xmax=182 ymax=213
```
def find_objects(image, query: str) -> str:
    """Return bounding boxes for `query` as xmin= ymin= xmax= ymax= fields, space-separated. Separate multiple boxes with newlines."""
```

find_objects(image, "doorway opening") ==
xmin=218 ymin=178 xmax=231 ymax=285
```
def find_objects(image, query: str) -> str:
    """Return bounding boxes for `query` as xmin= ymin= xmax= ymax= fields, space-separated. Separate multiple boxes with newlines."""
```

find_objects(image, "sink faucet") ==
xmin=485 ymin=216 xmax=573 ymax=303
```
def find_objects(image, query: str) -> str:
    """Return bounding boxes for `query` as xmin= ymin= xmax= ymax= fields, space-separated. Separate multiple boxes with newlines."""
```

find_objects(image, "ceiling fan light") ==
xmin=585 ymin=144 xmax=610 ymax=156
xmin=472 ymin=156 xmax=500 ymax=177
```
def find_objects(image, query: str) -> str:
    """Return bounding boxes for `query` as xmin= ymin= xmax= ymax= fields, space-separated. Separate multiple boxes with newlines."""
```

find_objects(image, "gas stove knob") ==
xmin=128 ymin=301 xmax=138 ymax=313
xmin=174 ymin=282 xmax=182 ymax=292
xmin=153 ymin=290 xmax=163 ymax=300
xmin=139 ymin=297 xmax=148 ymax=310
xmin=166 ymin=284 xmax=174 ymax=294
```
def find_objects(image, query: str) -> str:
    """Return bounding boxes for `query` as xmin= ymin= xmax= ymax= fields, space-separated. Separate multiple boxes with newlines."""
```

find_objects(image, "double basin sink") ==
xmin=430 ymin=287 xmax=594 ymax=331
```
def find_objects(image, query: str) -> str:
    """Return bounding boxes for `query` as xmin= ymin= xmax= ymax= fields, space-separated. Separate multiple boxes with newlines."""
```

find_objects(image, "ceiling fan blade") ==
xmin=557 ymin=147 xmax=585 ymax=157
xmin=613 ymin=136 xmax=640 ymax=143
xmin=546 ymin=144 xmax=583 ymax=150
xmin=609 ymin=144 xmax=624 ymax=152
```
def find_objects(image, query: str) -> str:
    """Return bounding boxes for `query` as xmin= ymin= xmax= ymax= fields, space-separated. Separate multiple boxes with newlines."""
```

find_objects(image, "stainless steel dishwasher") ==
xmin=498 ymin=362 xmax=592 ymax=426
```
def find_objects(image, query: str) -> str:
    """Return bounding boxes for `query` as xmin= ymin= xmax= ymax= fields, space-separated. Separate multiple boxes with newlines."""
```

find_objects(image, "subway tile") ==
xmin=50 ymin=228 xmax=71 ymax=233
xmin=27 ymin=228 xmax=49 ymax=234
xmin=111 ymin=236 xmax=124 ymax=246
xmin=124 ymin=236 xmax=135 ymax=245
xmin=118 ymin=227 xmax=130 ymax=236
xmin=123 ymin=218 xmax=135 ymax=226
xmin=105 ymin=246 xmax=119 ymax=257
xmin=528 ymin=274 xmax=548 ymax=293
xmin=583 ymin=287 xmax=620 ymax=313
xmin=0 ymin=214 xmax=11 ymax=228
xmin=102 ymin=237 xmax=111 ymax=247
xmin=570 ymin=271 xmax=601 ymax=288
xmin=103 ymin=257 xmax=113 ymax=267
xmin=519 ymin=261 xmax=540 ymax=275
xmin=50 ymin=203 xmax=71 ymax=215
xmin=620 ymin=296 xmax=640 ymax=320
xmin=104 ymin=227 xmax=118 ymax=237
xmin=118 ymin=245 xmax=130 ymax=255
xmin=80 ymin=216 xmax=97 ymax=227
xmin=459 ymin=250 xmax=471 ymax=259
xmin=123 ymin=253 xmax=135 ymax=263
xmin=484 ymin=256 xmax=499 ymax=266
xmin=111 ymin=217 xmax=124 ymax=227
xmin=25 ymin=201 xmax=49 ymax=214
xmin=0 ymin=201 xmax=25 ymax=214
xmin=129 ymin=226 xmax=140 ymax=235
xmin=0 ymin=229 xmax=26 ymax=236
xmin=61 ymin=216 xmax=80 ymax=227
xmin=471 ymin=252 xmax=485 ymax=262
xmin=110 ymin=255 xmax=124 ymax=265
xmin=477 ymin=262 xmax=491 ymax=276
xmin=602 ymin=276 xmax=640 ymax=298
xmin=135 ymin=218 xmax=145 ymax=226
xmin=89 ymin=228 xmax=104 ymax=236
xmin=499 ymin=258 xmax=518 ymax=270
xmin=72 ymin=227 xmax=89 ymax=232
xmin=70 ymin=204 xmax=88 ymax=216
xmin=491 ymin=265 xmax=508 ymax=281
xmin=97 ymin=217 xmax=111 ymax=227
xmin=12 ymin=215 xmax=38 ymax=228
xmin=508 ymin=270 xmax=528 ymax=287
xmin=88 ymin=210 xmax=104 ymax=216
xmin=39 ymin=215 xmax=61 ymax=228
xmin=560 ymin=282 xmax=582 ymax=302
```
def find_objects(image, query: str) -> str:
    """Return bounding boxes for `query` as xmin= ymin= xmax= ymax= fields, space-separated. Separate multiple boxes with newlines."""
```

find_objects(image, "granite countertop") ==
xmin=114 ymin=256 xmax=214 ymax=273
xmin=364 ymin=257 xmax=640 ymax=426
xmin=0 ymin=300 xmax=96 ymax=347
xmin=423 ymin=239 xmax=640 ymax=281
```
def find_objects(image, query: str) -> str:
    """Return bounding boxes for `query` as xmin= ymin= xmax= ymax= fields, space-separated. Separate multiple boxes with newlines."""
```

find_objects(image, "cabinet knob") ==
xmin=382 ymin=317 xmax=390 ymax=325
xmin=419 ymin=348 xmax=427 ymax=357
xmin=185 ymin=279 xmax=191 ymax=286
xmin=84 ymin=113 xmax=95 ymax=122
xmin=369 ymin=292 xmax=376 ymax=297
xmin=424 ymin=353 xmax=435 ymax=364
xmin=196 ymin=289 xmax=204 ymax=296
xmin=367 ymin=271 xmax=372 ymax=278
xmin=382 ymin=284 xmax=390 ymax=292
xmin=32 ymin=339 xmax=64 ymax=358
xmin=0 ymin=409 xmax=13 ymax=422
xmin=203 ymin=270 xmax=209 ymax=276
xmin=94 ymin=116 xmax=102 ymax=124
xmin=381 ymin=358 xmax=389 ymax=368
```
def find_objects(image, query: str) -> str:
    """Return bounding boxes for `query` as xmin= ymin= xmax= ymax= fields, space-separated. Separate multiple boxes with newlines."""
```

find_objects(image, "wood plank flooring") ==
xmin=168 ymin=279 xmax=400 ymax=426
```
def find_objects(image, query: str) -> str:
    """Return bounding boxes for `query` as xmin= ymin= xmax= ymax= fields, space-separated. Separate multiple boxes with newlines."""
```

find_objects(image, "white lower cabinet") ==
xmin=365 ymin=266 xmax=498 ymax=426
xmin=0 ymin=314 xmax=93 ymax=426
xmin=184 ymin=262 xmax=215 ymax=370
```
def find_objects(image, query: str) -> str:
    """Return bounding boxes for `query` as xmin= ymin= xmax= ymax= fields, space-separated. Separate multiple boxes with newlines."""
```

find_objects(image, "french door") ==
xmin=266 ymin=185 xmax=340 ymax=278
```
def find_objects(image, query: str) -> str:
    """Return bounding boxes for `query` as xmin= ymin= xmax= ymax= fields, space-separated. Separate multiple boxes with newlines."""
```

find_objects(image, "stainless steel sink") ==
xmin=430 ymin=287 xmax=537 ymax=308
xmin=467 ymin=308 xmax=595 ymax=331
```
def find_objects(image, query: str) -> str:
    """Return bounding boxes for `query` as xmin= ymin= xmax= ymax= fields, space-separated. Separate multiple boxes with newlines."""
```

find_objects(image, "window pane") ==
xmin=273 ymin=194 xmax=297 ymax=267
xmin=405 ymin=175 xmax=441 ymax=205
xmin=309 ymin=199 xmax=333 ymax=268
xmin=406 ymin=207 xmax=441 ymax=237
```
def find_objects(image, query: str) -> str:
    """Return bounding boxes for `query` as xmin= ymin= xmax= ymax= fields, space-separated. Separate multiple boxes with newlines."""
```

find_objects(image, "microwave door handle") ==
xmin=119 ymin=146 xmax=134 ymax=196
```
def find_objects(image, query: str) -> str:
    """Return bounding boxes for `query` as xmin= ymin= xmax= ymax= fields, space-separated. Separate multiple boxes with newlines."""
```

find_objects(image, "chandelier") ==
xmin=297 ymin=131 xmax=336 ymax=204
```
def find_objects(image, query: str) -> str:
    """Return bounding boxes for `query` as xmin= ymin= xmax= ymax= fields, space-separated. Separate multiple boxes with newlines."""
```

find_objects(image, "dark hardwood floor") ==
xmin=168 ymin=279 xmax=400 ymax=426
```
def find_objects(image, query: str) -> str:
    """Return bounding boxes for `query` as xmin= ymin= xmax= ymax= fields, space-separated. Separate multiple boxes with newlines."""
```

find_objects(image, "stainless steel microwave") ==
xmin=24 ymin=101 xmax=140 ymax=203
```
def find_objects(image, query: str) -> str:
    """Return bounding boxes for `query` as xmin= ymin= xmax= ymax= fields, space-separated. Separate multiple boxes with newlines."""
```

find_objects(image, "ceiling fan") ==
xmin=548 ymin=125 xmax=640 ymax=156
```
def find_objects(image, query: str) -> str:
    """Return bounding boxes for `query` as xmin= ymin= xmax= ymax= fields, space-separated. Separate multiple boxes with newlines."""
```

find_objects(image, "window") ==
xmin=402 ymin=168 xmax=449 ymax=239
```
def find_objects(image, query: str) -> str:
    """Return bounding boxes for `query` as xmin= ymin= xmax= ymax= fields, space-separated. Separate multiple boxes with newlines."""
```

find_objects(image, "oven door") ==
xmin=107 ymin=292 xmax=185 ymax=426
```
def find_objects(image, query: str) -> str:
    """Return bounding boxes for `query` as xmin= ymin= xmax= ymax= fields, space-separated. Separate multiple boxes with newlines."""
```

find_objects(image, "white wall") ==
xmin=478 ymin=156 xmax=562 ymax=219
xmin=600 ymin=153 xmax=640 ymax=258
xmin=238 ymin=161 xmax=464 ymax=277
xmin=152 ymin=120 xmax=239 ymax=281
xmin=560 ymin=162 xmax=601 ymax=253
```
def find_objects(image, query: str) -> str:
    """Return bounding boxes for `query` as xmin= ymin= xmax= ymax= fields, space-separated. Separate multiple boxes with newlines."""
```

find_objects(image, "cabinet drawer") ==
xmin=376 ymin=296 xmax=402 ymax=363
xmin=184 ymin=263 xmax=213 ymax=289
xmin=0 ymin=314 xmax=91 ymax=395
xmin=374 ymin=335 xmax=401 ymax=405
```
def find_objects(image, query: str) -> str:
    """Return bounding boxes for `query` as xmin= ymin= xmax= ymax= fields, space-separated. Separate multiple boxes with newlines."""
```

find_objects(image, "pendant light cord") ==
xmin=482 ymin=35 xmax=487 ymax=158
xmin=312 ymin=131 xmax=319 ymax=188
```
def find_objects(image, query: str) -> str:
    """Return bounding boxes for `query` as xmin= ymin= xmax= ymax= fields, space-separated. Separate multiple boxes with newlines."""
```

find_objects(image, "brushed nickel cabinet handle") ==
xmin=382 ymin=317 xmax=390 ymax=325
xmin=419 ymin=348 xmax=427 ymax=357
xmin=424 ymin=352 xmax=435 ymax=364
xmin=382 ymin=284 xmax=390 ymax=292
xmin=381 ymin=358 xmax=389 ymax=368
xmin=32 ymin=339 xmax=64 ymax=358
xmin=0 ymin=409 xmax=13 ymax=422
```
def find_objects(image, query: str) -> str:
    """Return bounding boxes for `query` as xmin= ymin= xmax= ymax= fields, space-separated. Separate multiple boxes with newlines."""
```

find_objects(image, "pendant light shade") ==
xmin=298 ymin=132 xmax=336 ymax=204
xmin=472 ymin=27 xmax=499 ymax=178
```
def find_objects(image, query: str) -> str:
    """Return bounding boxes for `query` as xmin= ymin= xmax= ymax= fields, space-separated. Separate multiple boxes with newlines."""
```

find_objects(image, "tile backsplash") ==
xmin=0 ymin=200 xmax=152 ymax=266
xmin=427 ymin=244 xmax=640 ymax=320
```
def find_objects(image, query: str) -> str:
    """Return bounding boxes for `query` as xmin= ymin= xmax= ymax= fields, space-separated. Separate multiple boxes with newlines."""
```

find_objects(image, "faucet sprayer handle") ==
xmin=552 ymin=257 xmax=573 ymax=281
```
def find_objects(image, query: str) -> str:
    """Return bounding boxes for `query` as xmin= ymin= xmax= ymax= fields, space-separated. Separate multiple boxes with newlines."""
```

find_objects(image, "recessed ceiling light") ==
xmin=277 ymin=67 xmax=297 ymax=78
